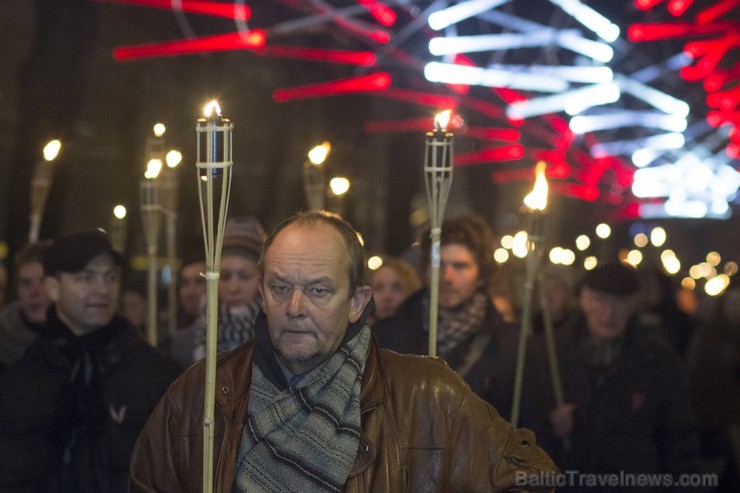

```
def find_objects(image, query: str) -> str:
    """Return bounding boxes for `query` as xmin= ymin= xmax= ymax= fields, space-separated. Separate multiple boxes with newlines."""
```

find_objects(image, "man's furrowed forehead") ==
xmin=264 ymin=224 xmax=348 ymax=277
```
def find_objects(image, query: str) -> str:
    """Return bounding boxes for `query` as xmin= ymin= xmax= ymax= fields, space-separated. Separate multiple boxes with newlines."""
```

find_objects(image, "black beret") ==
xmin=44 ymin=230 xmax=123 ymax=276
xmin=582 ymin=262 xmax=639 ymax=296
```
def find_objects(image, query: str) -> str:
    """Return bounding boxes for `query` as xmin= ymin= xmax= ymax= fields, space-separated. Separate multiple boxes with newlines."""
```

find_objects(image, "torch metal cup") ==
xmin=424 ymin=127 xmax=453 ymax=357
xmin=140 ymin=178 xmax=162 ymax=347
xmin=196 ymin=106 xmax=233 ymax=493
xmin=303 ymin=161 xmax=326 ymax=211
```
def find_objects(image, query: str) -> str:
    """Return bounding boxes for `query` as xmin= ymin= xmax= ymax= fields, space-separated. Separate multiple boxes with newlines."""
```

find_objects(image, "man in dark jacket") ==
xmin=130 ymin=211 xmax=557 ymax=492
xmin=0 ymin=230 xmax=181 ymax=493
xmin=373 ymin=213 xmax=525 ymax=421
xmin=531 ymin=262 xmax=700 ymax=492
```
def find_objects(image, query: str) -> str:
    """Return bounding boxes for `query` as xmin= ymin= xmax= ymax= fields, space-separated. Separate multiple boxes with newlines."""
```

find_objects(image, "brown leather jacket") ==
xmin=130 ymin=336 xmax=557 ymax=492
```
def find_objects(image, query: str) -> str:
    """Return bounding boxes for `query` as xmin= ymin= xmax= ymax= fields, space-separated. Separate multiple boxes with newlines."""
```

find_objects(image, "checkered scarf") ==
xmin=423 ymin=291 xmax=488 ymax=359
xmin=232 ymin=320 xmax=371 ymax=493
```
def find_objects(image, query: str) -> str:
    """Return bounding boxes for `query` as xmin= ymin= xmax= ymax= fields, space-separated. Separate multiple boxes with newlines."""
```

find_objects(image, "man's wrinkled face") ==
xmin=17 ymin=261 xmax=51 ymax=323
xmin=580 ymin=286 xmax=636 ymax=341
xmin=45 ymin=254 xmax=121 ymax=336
xmin=434 ymin=244 xmax=481 ymax=310
xmin=259 ymin=222 xmax=371 ymax=375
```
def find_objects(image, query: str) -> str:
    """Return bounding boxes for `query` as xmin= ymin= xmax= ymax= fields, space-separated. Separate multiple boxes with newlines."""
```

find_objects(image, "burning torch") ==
xmin=196 ymin=100 xmax=233 ymax=493
xmin=424 ymin=110 xmax=454 ymax=357
xmin=510 ymin=161 xmax=549 ymax=427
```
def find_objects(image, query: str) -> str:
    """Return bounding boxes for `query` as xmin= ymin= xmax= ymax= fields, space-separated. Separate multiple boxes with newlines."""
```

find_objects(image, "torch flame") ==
xmin=113 ymin=205 xmax=127 ymax=219
xmin=204 ymin=100 xmax=222 ymax=117
xmin=434 ymin=110 xmax=452 ymax=131
xmin=523 ymin=161 xmax=548 ymax=211
xmin=145 ymin=159 xmax=163 ymax=179
xmin=307 ymin=141 xmax=331 ymax=166
xmin=43 ymin=140 xmax=62 ymax=162
xmin=166 ymin=150 xmax=182 ymax=168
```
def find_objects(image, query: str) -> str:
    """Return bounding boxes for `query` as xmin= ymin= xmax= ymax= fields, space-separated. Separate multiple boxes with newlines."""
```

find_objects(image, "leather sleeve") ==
xmin=449 ymin=386 xmax=559 ymax=492
xmin=129 ymin=383 xmax=190 ymax=492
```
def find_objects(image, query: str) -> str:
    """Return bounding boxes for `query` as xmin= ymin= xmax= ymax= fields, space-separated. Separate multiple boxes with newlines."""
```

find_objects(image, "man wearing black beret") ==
xmin=0 ymin=230 xmax=181 ymax=493
xmin=530 ymin=262 xmax=701 ymax=492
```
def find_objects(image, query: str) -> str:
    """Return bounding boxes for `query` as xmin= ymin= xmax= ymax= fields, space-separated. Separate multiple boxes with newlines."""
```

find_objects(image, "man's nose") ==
xmin=441 ymin=265 xmax=454 ymax=282
xmin=286 ymin=289 xmax=306 ymax=317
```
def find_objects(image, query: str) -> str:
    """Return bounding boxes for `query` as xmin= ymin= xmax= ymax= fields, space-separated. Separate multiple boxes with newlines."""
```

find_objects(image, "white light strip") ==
xmin=486 ymin=64 xmax=613 ymax=83
xmin=507 ymin=83 xmax=620 ymax=119
xmin=631 ymin=148 xmax=664 ymax=168
xmin=570 ymin=111 xmax=687 ymax=134
xmin=424 ymin=62 xmax=569 ymax=92
xmin=617 ymin=78 xmax=690 ymax=118
xmin=591 ymin=132 xmax=685 ymax=157
xmin=428 ymin=0 xmax=511 ymax=31
xmin=479 ymin=10 xmax=614 ymax=61
xmin=548 ymin=0 xmax=620 ymax=42
xmin=429 ymin=31 xmax=561 ymax=55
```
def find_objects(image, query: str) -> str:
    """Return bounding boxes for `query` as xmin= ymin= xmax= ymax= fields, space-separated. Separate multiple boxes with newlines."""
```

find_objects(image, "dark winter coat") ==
xmin=0 ymin=307 xmax=181 ymax=493
xmin=372 ymin=289 xmax=530 ymax=423
xmin=530 ymin=313 xmax=700 ymax=492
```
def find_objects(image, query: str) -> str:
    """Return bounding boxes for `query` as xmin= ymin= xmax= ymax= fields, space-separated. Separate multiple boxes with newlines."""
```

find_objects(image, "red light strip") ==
xmin=97 ymin=0 xmax=251 ymax=20
xmin=458 ymin=95 xmax=505 ymax=120
xmin=364 ymin=118 xmax=434 ymax=133
xmin=273 ymin=72 xmax=391 ymax=102
xmin=707 ymin=109 xmax=740 ymax=126
xmin=681 ymin=34 xmax=740 ymax=80
xmin=667 ymin=0 xmax=694 ymax=16
xmin=706 ymin=87 xmax=740 ymax=110
xmin=379 ymin=88 xmax=459 ymax=109
xmin=464 ymin=127 xmax=520 ymax=142
xmin=628 ymin=21 xmax=737 ymax=41
xmin=356 ymin=0 xmax=397 ymax=27
xmin=113 ymin=30 xmax=266 ymax=60
xmin=260 ymin=46 xmax=376 ymax=65
xmin=560 ymin=184 xmax=600 ymax=202
xmin=492 ymin=87 xmax=527 ymax=104
xmin=634 ymin=0 xmax=665 ymax=10
xmin=455 ymin=145 xmax=525 ymax=166
xmin=697 ymin=0 xmax=739 ymax=24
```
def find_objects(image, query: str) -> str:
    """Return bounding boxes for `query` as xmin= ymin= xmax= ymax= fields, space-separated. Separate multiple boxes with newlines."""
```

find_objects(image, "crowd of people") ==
xmin=0 ymin=210 xmax=736 ymax=492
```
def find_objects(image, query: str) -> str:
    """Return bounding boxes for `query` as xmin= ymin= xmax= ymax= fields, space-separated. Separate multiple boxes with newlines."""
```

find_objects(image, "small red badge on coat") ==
xmin=109 ymin=404 xmax=127 ymax=424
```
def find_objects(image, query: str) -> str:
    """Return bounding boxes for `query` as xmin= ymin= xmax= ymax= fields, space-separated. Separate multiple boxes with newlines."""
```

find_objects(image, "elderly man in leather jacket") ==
xmin=130 ymin=211 xmax=557 ymax=492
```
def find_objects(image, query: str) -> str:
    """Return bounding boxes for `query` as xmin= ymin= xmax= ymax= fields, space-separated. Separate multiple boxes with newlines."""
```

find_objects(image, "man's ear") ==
xmin=44 ymin=276 xmax=60 ymax=303
xmin=348 ymin=285 xmax=373 ymax=324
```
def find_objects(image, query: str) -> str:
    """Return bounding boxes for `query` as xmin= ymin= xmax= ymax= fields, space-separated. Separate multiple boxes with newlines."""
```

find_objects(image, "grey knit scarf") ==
xmin=232 ymin=324 xmax=371 ymax=493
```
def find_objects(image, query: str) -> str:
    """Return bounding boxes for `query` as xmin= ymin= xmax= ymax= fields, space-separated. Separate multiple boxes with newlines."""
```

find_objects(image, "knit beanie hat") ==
xmin=222 ymin=216 xmax=267 ymax=259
